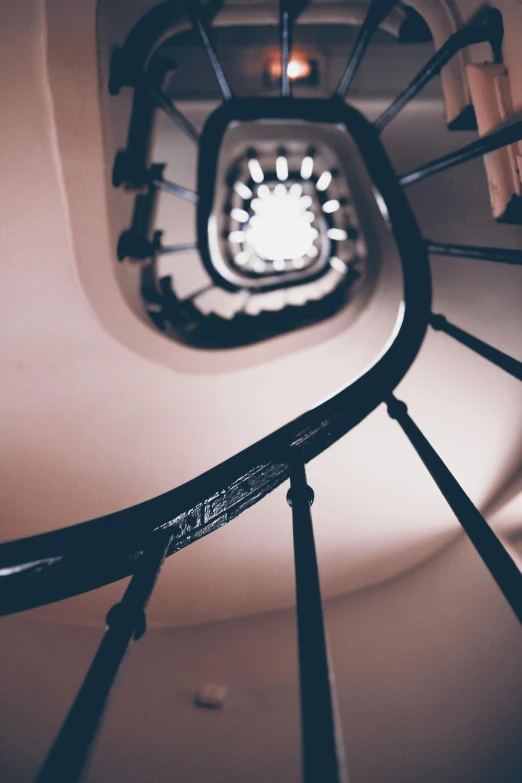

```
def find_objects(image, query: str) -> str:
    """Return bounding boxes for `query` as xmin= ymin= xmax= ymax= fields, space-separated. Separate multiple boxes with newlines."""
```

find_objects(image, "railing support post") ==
xmin=287 ymin=450 xmax=348 ymax=783
xmin=387 ymin=397 xmax=522 ymax=624
xmin=35 ymin=532 xmax=173 ymax=783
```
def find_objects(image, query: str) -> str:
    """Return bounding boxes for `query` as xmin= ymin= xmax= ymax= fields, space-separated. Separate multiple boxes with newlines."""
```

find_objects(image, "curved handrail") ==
xmin=0 ymin=104 xmax=432 ymax=615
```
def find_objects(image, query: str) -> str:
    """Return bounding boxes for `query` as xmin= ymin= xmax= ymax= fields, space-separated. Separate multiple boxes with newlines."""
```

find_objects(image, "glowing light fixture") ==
xmin=300 ymin=155 xmax=313 ymax=180
xmin=330 ymin=256 xmax=348 ymax=274
xmin=248 ymin=158 xmax=264 ymax=184
xmin=316 ymin=171 xmax=332 ymax=191
xmin=273 ymin=258 xmax=286 ymax=271
xmin=323 ymin=199 xmax=340 ymax=213
xmin=276 ymin=155 xmax=289 ymax=181
xmin=231 ymin=207 xmax=249 ymax=223
xmin=290 ymin=183 xmax=303 ymax=197
xmin=234 ymin=181 xmax=253 ymax=200
xmin=245 ymin=185 xmax=318 ymax=261
xmin=234 ymin=251 xmax=250 ymax=266
xmin=228 ymin=230 xmax=246 ymax=243
xmin=257 ymin=184 xmax=270 ymax=199
xmin=267 ymin=56 xmax=313 ymax=81
xmin=327 ymin=228 xmax=348 ymax=241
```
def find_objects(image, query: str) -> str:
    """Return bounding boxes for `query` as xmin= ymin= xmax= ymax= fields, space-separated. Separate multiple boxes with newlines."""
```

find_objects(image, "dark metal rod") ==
xmin=157 ymin=242 xmax=197 ymax=255
xmin=154 ymin=178 xmax=199 ymax=204
xmin=35 ymin=532 xmax=173 ymax=783
xmin=183 ymin=282 xmax=215 ymax=302
xmin=192 ymin=13 xmax=233 ymax=101
xmin=387 ymin=397 xmax=522 ymax=624
xmin=375 ymin=11 xmax=503 ymax=132
xmin=335 ymin=0 xmax=398 ymax=98
xmin=399 ymin=120 xmax=522 ymax=187
xmin=280 ymin=1 xmax=292 ymax=98
xmin=426 ymin=240 xmax=522 ymax=266
xmin=150 ymin=86 xmax=200 ymax=143
xmin=430 ymin=314 xmax=522 ymax=380
xmin=287 ymin=451 xmax=348 ymax=783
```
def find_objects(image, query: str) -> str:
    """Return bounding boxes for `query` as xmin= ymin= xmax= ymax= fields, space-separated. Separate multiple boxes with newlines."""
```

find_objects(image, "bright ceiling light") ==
xmin=257 ymin=184 xmax=270 ymax=199
xmin=245 ymin=186 xmax=318 ymax=261
xmin=323 ymin=199 xmax=340 ymax=213
xmin=248 ymin=158 xmax=264 ymax=184
xmin=228 ymin=230 xmax=246 ymax=243
xmin=231 ymin=207 xmax=249 ymax=223
xmin=276 ymin=156 xmax=288 ymax=181
xmin=300 ymin=155 xmax=313 ymax=180
xmin=234 ymin=251 xmax=250 ymax=265
xmin=327 ymin=228 xmax=347 ymax=241
xmin=234 ymin=181 xmax=252 ymax=200
xmin=316 ymin=171 xmax=332 ymax=191
xmin=267 ymin=56 xmax=312 ymax=81
xmin=329 ymin=256 xmax=348 ymax=274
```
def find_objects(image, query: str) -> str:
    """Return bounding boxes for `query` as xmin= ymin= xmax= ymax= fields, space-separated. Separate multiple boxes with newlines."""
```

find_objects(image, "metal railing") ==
xmin=1 ymin=2 xmax=521 ymax=781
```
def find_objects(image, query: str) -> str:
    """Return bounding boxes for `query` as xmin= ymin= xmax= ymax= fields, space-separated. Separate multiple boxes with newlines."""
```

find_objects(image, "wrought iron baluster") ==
xmin=430 ymin=314 xmax=522 ymax=381
xmin=149 ymin=86 xmax=200 ymax=144
xmin=426 ymin=241 xmax=522 ymax=266
xmin=157 ymin=242 xmax=198 ymax=255
xmin=35 ymin=532 xmax=173 ymax=783
xmin=399 ymin=120 xmax=522 ymax=187
xmin=375 ymin=10 xmax=503 ymax=132
xmin=189 ymin=2 xmax=233 ymax=101
xmin=386 ymin=398 xmax=522 ymax=624
xmin=287 ymin=451 xmax=348 ymax=783
xmin=280 ymin=0 xmax=293 ymax=97
xmin=335 ymin=0 xmax=398 ymax=98
xmin=154 ymin=177 xmax=199 ymax=204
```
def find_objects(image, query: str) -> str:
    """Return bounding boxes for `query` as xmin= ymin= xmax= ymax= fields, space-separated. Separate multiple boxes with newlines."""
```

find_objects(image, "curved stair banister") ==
xmin=2 ymin=1 xmax=522 ymax=782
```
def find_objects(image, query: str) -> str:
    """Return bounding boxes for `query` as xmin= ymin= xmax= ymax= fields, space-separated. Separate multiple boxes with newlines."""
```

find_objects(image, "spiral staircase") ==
xmin=1 ymin=1 xmax=522 ymax=781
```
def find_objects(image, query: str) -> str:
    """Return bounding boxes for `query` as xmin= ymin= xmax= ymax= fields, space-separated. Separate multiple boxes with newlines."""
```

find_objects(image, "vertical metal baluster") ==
xmin=190 ymin=3 xmax=233 ymax=101
xmin=399 ymin=120 xmax=522 ymax=186
xmin=335 ymin=0 xmax=398 ymax=98
xmin=374 ymin=10 xmax=503 ymax=132
xmin=430 ymin=314 xmax=522 ymax=381
xmin=36 ymin=532 xmax=173 ymax=783
xmin=287 ymin=451 xmax=348 ymax=783
xmin=425 ymin=240 xmax=522 ymax=266
xmin=387 ymin=397 xmax=522 ymax=624
xmin=280 ymin=0 xmax=292 ymax=97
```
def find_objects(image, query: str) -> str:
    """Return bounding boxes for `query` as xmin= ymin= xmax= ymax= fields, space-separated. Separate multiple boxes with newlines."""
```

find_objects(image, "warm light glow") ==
xmin=327 ymin=228 xmax=347 ymax=241
xmin=300 ymin=156 xmax=313 ymax=180
xmin=276 ymin=156 xmax=288 ymax=181
xmin=248 ymin=158 xmax=264 ymax=183
xmin=245 ymin=186 xmax=318 ymax=261
xmin=267 ymin=56 xmax=312 ymax=81
xmin=316 ymin=171 xmax=332 ymax=192
xmin=231 ymin=207 xmax=249 ymax=223
xmin=234 ymin=181 xmax=252 ymax=200
xmin=323 ymin=199 xmax=340 ymax=213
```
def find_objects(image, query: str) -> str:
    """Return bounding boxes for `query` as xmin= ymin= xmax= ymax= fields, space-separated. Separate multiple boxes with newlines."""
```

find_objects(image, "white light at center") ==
xmin=276 ymin=156 xmax=289 ymax=181
xmin=245 ymin=186 xmax=318 ymax=261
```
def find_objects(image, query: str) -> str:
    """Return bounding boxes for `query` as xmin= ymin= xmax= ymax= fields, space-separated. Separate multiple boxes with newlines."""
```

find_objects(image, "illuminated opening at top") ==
xmin=246 ymin=186 xmax=318 ymax=261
